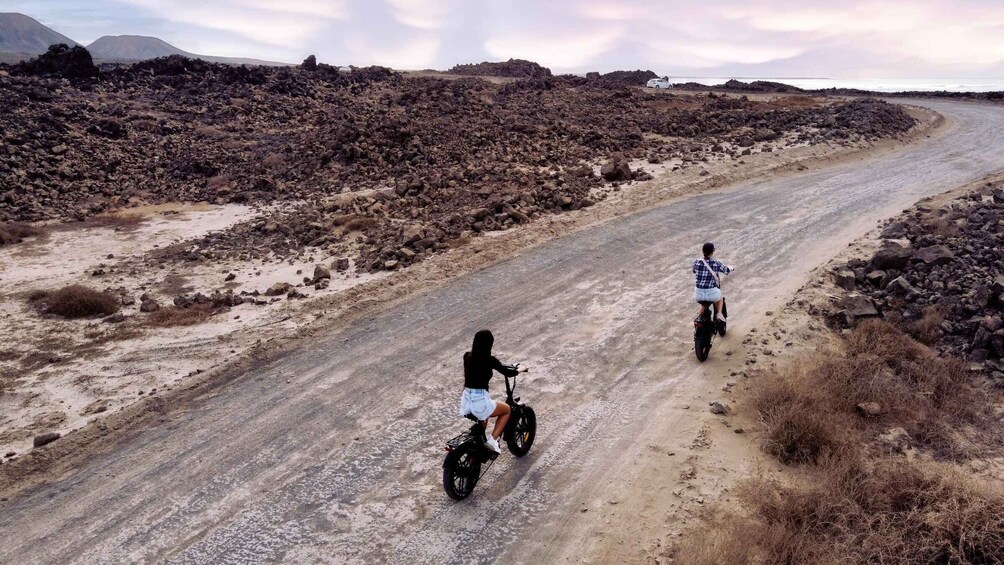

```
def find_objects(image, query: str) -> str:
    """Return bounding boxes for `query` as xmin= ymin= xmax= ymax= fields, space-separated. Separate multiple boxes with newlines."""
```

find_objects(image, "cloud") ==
xmin=384 ymin=0 xmax=463 ymax=29
xmin=344 ymin=34 xmax=441 ymax=68
xmin=14 ymin=0 xmax=1004 ymax=77
xmin=484 ymin=26 xmax=625 ymax=68
xmin=115 ymin=0 xmax=347 ymax=46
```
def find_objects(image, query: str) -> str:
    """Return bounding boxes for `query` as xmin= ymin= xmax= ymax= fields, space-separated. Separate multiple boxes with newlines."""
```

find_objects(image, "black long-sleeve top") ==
xmin=463 ymin=352 xmax=518 ymax=390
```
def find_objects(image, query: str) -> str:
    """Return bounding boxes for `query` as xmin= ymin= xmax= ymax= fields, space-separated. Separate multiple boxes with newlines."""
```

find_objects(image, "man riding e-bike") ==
xmin=692 ymin=242 xmax=734 ymax=322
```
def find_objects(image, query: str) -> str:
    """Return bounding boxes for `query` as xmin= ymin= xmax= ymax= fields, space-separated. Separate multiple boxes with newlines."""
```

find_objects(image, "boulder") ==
xmin=709 ymin=401 xmax=729 ymax=415
xmin=834 ymin=269 xmax=856 ymax=290
xmin=886 ymin=276 xmax=916 ymax=296
xmin=913 ymin=245 xmax=955 ymax=266
xmin=991 ymin=275 xmax=1004 ymax=299
xmin=33 ymin=432 xmax=61 ymax=448
xmin=600 ymin=158 xmax=632 ymax=182
xmin=140 ymin=298 xmax=161 ymax=313
xmin=871 ymin=240 xmax=914 ymax=269
xmin=843 ymin=293 xmax=880 ymax=319
xmin=334 ymin=258 xmax=350 ymax=272
xmin=313 ymin=264 xmax=331 ymax=281
xmin=865 ymin=270 xmax=886 ymax=287
xmin=265 ymin=282 xmax=292 ymax=296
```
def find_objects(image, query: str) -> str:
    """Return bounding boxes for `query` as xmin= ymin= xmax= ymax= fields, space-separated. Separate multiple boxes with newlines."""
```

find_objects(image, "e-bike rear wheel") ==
xmin=443 ymin=443 xmax=481 ymax=500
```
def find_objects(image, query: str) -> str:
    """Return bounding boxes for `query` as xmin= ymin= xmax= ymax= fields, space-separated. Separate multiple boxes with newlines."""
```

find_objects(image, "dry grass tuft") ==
xmin=29 ymin=285 xmax=120 ymax=319
xmin=906 ymin=304 xmax=948 ymax=345
xmin=0 ymin=222 xmax=46 ymax=246
xmin=675 ymin=458 xmax=1004 ymax=564
xmin=143 ymin=304 xmax=219 ymax=327
xmin=746 ymin=320 xmax=990 ymax=461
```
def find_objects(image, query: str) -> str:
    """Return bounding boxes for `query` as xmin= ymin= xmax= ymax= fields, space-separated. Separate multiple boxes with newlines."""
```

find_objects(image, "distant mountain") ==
xmin=87 ymin=35 xmax=186 ymax=60
xmin=0 ymin=13 xmax=288 ymax=66
xmin=86 ymin=34 xmax=287 ymax=66
xmin=0 ymin=12 xmax=76 ymax=54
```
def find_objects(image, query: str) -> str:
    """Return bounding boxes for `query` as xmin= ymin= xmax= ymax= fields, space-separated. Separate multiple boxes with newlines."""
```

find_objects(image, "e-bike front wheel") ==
xmin=505 ymin=406 xmax=536 ymax=457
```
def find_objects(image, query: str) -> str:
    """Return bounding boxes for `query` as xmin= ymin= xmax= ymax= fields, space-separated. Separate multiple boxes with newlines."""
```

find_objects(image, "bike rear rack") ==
xmin=446 ymin=431 xmax=472 ymax=449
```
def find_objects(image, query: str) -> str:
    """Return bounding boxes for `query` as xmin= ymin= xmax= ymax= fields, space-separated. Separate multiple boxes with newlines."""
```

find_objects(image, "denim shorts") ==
xmin=694 ymin=286 xmax=722 ymax=303
xmin=459 ymin=388 xmax=497 ymax=421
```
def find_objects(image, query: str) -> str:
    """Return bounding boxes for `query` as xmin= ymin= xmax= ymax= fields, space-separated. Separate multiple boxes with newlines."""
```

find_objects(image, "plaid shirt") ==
xmin=693 ymin=258 xmax=731 ymax=289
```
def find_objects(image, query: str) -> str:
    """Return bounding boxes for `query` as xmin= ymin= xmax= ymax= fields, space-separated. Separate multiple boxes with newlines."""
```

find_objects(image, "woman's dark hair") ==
xmin=702 ymin=242 xmax=715 ymax=257
xmin=471 ymin=329 xmax=494 ymax=358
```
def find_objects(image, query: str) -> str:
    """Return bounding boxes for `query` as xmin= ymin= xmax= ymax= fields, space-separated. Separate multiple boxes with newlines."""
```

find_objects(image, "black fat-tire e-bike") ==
xmin=442 ymin=364 xmax=536 ymax=501
xmin=694 ymin=297 xmax=727 ymax=362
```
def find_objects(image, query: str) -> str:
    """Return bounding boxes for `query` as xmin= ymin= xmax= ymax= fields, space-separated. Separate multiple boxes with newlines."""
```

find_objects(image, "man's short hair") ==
xmin=702 ymin=242 xmax=715 ymax=257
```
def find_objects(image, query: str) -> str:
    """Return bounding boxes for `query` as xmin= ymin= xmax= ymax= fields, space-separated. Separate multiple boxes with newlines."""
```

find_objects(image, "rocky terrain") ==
xmin=676 ymin=77 xmax=1004 ymax=103
xmin=1 ymin=52 xmax=917 ymax=277
xmin=586 ymin=69 xmax=658 ymax=85
xmin=828 ymin=179 xmax=1004 ymax=381
xmin=446 ymin=58 xmax=552 ymax=78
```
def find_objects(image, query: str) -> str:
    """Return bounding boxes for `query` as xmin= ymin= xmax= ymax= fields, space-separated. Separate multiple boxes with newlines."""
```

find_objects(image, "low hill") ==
xmin=447 ymin=59 xmax=552 ymax=78
xmin=0 ymin=13 xmax=76 ymax=54
xmin=86 ymin=34 xmax=287 ymax=66
xmin=87 ymin=35 xmax=186 ymax=61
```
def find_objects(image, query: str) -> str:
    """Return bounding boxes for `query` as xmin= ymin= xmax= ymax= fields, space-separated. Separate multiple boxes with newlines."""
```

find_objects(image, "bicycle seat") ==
xmin=698 ymin=300 xmax=715 ymax=306
xmin=463 ymin=413 xmax=479 ymax=422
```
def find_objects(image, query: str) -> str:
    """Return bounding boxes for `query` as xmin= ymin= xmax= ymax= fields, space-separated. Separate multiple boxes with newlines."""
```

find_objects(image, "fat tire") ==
xmin=505 ymin=406 xmax=536 ymax=457
xmin=695 ymin=338 xmax=710 ymax=362
xmin=443 ymin=443 xmax=480 ymax=501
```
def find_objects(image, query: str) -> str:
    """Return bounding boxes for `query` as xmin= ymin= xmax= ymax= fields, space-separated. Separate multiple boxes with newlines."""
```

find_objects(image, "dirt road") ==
xmin=2 ymin=99 xmax=1004 ymax=564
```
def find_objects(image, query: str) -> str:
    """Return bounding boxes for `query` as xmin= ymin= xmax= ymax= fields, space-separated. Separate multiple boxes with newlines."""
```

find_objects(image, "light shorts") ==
xmin=459 ymin=388 xmax=497 ymax=421
xmin=694 ymin=286 xmax=722 ymax=303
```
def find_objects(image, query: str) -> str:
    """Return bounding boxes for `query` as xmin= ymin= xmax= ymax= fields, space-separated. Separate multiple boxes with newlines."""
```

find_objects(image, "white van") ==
xmin=646 ymin=76 xmax=671 ymax=89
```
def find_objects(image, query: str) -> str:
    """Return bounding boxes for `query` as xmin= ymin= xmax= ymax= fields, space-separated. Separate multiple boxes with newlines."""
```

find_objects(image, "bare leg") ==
xmin=489 ymin=401 xmax=510 ymax=440
xmin=714 ymin=298 xmax=725 ymax=318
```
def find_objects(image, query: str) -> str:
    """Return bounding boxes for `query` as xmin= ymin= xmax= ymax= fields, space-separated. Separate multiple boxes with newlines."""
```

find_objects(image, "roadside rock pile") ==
xmin=593 ymin=69 xmax=658 ymax=85
xmin=830 ymin=181 xmax=1004 ymax=378
xmin=446 ymin=59 xmax=552 ymax=78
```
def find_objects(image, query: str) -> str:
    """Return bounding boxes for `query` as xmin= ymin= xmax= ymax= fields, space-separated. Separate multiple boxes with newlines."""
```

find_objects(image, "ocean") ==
xmin=664 ymin=76 xmax=1004 ymax=93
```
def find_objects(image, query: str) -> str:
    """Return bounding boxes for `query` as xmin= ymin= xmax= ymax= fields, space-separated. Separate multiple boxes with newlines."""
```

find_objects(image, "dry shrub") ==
xmin=746 ymin=320 xmax=991 ymax=464
xmin=0 ymin=222 xmax=45 ymax=246
xmin=30 ymin=285 xmax=120 ymax=318
xmin=676 ymin=458 xmax=1004 ymax=564
xmin=746 ymin=366 xmax=851 ymax=464
xmin=83 ymin=213 xmax=146 ymax=230
xmin=906 ymin=304 xmax=948 ymax=345
xmin=343 ymin=216 xmax=378 ymax=232
xmin=144 ymin=304 xmax=218 ymax=327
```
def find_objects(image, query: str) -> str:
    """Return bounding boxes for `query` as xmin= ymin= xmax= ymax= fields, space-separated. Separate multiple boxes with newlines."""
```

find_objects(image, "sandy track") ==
xmin=1 ymin=99 xmax=1004 ymax=564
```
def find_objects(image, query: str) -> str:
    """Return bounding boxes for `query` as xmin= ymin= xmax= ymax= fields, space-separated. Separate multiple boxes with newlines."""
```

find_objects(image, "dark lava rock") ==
xmin=12 ymin=44 xmax=97 ymax=80
xmin=33 ymin=432 xmax=61 ymax=448
xmin=600 ymin=158 xmax=632 ymax=181
xmin=871 ymin=240 xmax=914 ymax=269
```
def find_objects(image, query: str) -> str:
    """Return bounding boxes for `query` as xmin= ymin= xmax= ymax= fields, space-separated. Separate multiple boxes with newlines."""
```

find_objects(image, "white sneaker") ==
xmin=717 ymin=313 xmax=727 ymax=322
xmin=485 ymin=435 xmax=501 ymax=453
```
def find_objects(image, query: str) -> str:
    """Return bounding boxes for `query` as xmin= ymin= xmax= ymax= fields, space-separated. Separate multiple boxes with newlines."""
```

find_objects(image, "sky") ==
xmin=5 ymin=0 xmax=1004 ymax=78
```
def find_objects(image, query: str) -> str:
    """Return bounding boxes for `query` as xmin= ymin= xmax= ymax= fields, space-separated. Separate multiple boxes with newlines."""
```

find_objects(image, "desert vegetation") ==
xmin=28 ymin=285 xmax=120 ymax=318
xmin=0 ymin=222 xmax=45 ymax=246
xmin=674 ymin=321 xmax=1003 ymax=564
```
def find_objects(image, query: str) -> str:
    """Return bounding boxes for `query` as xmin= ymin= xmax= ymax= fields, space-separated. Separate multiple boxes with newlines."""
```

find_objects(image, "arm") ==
xmin=491 ymin=356 xmax=519 ymax=378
